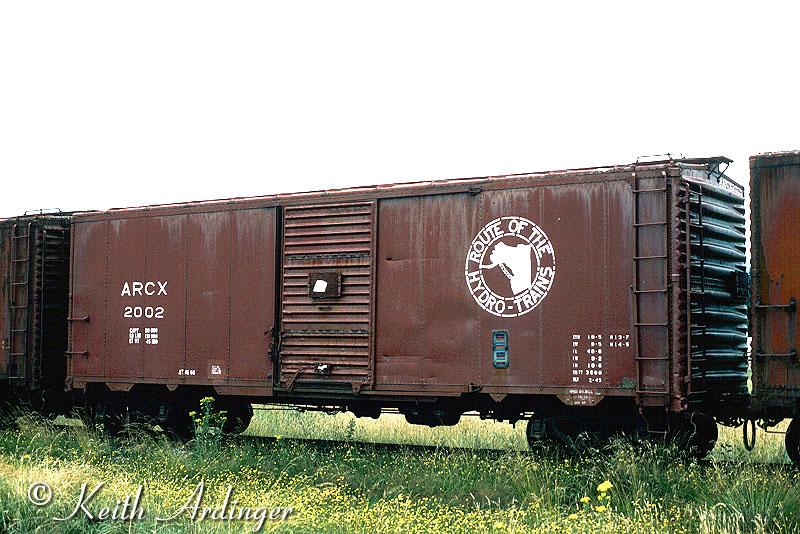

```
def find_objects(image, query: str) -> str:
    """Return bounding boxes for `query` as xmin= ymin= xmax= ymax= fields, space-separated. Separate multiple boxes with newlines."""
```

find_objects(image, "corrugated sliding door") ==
xmin=278 ymin=202 xmax=376 ymax=393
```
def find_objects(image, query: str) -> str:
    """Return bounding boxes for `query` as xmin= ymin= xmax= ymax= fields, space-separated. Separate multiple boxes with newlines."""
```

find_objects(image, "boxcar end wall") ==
xmin=0 ymin=214 xmax=71 ymax=410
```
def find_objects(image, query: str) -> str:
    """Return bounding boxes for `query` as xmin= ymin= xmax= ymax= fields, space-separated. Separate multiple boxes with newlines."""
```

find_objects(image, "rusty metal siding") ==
xmin=106 ymin=217 xmax=147 ymax=379
xmin=68 ymin=220 xmax=107 ymax=381
xmin=279 ymin=202 xmax=375 ymax=392
xmin=375 ymin=177 xmax=638 ymax=405
xmin=185 ymin=212 xmax=231 ymax=383
xmin=229 ymin=209 xmax=276 ymax=384
xmin=68 ymin=208 xmax=276 ymax=392
xmin=140 ymin=215 xmax=187 ymax=382
xmin=751 ymin=151 xmax=800 ymax=412
xmin=375 ymin=193 xmax=481 ymax=387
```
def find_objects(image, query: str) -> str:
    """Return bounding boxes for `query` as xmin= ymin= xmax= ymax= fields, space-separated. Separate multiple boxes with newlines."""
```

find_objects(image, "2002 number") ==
xmin=123 ymin=306 xmax=164 ymax=319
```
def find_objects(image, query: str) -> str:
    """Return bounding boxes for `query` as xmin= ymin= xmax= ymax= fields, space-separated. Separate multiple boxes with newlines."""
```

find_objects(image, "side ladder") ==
xmin=685 ymin=183 xmax=708 ymax=403
xmin=632 ymin=172 xmax=673 ymax=427
xmin=9 ymin=223 xmax=33 ymax=382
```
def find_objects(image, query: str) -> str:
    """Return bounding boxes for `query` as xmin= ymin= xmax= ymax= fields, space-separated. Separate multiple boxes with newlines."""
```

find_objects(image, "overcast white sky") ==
xmin=1 ymin=2 xmax=798 ymax=218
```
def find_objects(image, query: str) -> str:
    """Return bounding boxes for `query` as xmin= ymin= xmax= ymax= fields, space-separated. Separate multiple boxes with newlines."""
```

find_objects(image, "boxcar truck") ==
xmin=66 ymin=157 xmax=749 ymax=453
xmin=750 ymin=150 xmax=800 ymax=464
xmin=0 ymin=213 xmax=72 ymax=412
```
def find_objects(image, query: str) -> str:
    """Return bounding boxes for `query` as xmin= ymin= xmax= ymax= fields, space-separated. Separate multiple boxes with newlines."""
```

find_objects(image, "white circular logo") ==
xmin=464 ymin=216 xmax=556 ymax=318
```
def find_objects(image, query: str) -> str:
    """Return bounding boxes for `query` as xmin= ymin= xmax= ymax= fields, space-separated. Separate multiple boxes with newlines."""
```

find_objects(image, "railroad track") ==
xmin=237 ymin=433 xmax=526 ymax=456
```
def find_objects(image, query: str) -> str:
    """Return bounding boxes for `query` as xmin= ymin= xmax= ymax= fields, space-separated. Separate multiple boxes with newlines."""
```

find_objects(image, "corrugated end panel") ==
xmin=280 ymin=202 xmax=375 ymax=392
xmin=682 ymin=179 xmax=749 ymax=407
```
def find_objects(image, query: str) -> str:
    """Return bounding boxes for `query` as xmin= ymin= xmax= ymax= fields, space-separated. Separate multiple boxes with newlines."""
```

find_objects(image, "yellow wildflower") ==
xmin=580 ymin=496 xmax=591 ymax=503
xmin=568 ymin=513 xmax=579 ymax=520
xmin=597 ymin=480 xmax=613 ymax=493
xmin=595 ymin=505 xmax=607 ymax=513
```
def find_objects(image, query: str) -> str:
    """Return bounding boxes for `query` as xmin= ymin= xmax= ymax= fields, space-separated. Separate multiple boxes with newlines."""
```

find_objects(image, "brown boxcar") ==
xmin=0 ymin=213 xmax=72 ymax=411
xmin=66 ymin=157 xmax=748 ymax=448
xmin=750 ymin=150 xmax=800 ymax=462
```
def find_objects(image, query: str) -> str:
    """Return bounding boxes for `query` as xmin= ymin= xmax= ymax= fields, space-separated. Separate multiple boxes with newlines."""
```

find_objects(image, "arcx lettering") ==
xmin=120 ymin=281 xmax=168 ymax=297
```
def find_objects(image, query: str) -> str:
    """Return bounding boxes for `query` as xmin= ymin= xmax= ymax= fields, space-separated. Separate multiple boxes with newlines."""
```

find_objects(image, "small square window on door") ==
xmin=308 ymin=271 xmax=342 ymax=299
xmin=280 ymin=201 xmax=375 ymax=393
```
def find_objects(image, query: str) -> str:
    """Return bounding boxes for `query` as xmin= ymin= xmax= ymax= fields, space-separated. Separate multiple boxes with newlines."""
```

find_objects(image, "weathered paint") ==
xmin=375 ymin=179 xmax=634 ymax=396
xmin=280 ymin=202 xmax=375 ymax=392
xmin=68 ymin=208 xmax=275 ymax=393
xmin=66 ymin=158 xmax=747 ymax=416
xmin=751 ymin=151 xmax=800 ymax=415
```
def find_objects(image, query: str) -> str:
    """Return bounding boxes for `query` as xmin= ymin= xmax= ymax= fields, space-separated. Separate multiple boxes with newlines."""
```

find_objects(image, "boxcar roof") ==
xmin=73 ymin=156 xmax=733 ymax=221
xmin=750 ymin=150 xmax=800 ymax=167
xmin=0 ymin=212 xmax=77 ymax=225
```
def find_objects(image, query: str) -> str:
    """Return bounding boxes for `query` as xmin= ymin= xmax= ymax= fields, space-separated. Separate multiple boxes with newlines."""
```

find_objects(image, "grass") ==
xmin=0 ymin=407 xmax=797 ymax=533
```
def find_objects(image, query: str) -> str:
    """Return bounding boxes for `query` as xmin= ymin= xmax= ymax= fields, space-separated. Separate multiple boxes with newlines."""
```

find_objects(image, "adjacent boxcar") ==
xmin=750 ymin=150 xmax=800 ymax=462
xmin=66 ymin=157 xmax=748 ymax=449
xmin=0 ymin=213 xmax=72 ymax=411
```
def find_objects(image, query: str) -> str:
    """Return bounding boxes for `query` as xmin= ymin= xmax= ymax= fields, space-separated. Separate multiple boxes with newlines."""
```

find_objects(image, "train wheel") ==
xmin=526 ymin=416 xmax=595 ymax=453
xmin=160 ymin=395 xmax=196 ymax=441
xmin=100 ymin=407 xmax=153 ymax=438
xmin=163 ymin=408 xmax=194 ymax=441
xmin=222 ymin=402 xmax=253 ymax=435
xmin=668 ymin=412 xmax=718 ymax=459
xmin=526 ymin=417 xmax=548 ymax=450
xmin=785 ymin=419 xmax=800 ymax=466
xmin=89 ymin=396 xmax=126 ymax=437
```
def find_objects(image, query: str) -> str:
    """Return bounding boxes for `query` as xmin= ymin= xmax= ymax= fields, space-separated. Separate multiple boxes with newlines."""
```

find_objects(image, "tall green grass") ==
xmin=0 ymin=408 xmax=797 ymax=533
